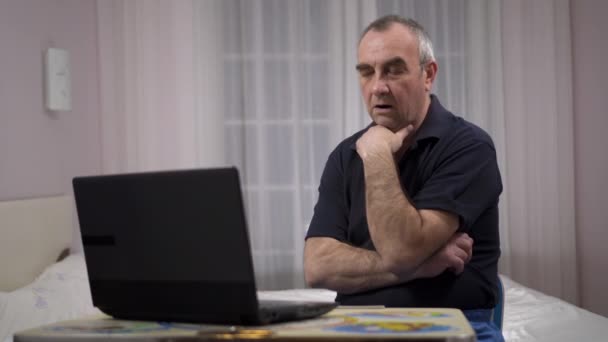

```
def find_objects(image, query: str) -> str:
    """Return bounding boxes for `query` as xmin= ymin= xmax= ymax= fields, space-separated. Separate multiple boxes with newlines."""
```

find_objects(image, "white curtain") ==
xmin=96 ymin=0 xmax=224 ymax=172
xmin=96 ymin=0 xmax=578 ymax=303
xmin=500 ymin=0 xmax=577 ymax=304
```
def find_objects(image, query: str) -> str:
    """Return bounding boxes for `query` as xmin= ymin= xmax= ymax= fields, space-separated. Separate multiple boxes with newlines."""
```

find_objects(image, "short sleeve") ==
xmin=305 ymin=147 xmax=349 ymax=242
xmin=413 ymin=139 xmax=503 ymax=232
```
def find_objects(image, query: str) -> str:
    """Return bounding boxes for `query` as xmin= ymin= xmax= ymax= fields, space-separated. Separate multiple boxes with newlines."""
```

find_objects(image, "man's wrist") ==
xmin=359 ymin=146 xmax=394 ymax=166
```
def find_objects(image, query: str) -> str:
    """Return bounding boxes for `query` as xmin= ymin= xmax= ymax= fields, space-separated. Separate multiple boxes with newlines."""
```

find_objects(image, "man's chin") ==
xmin=372 ymin=117 xmax=401 ymax=132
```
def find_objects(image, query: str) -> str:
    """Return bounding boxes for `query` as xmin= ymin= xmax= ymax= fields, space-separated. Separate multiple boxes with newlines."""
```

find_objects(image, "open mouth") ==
xmin=374 ymin=104 xmax=393 ymax=110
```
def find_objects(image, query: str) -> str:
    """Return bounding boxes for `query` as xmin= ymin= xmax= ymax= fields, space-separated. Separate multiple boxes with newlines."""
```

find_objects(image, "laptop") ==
xmin=72 ymin=167 xmax=337 ymax=325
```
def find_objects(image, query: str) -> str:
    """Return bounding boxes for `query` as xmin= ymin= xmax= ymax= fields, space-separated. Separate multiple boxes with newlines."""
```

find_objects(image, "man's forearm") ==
xmin=304 ymin=233 xmax=473 ymax=294
xmin=362 ymin=152 xmax=427 ymax=273
xmin=304 ymin=237 xmax=414 ymax=294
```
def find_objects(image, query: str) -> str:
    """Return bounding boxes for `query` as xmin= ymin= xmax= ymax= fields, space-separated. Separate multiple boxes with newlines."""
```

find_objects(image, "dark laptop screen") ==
xmin=74 ymin=168 xmax=255 ymax=284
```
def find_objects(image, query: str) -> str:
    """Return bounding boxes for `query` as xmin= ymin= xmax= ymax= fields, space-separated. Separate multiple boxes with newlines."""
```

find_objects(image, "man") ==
xmin=304 ymin=15 xmax=503 ymax=341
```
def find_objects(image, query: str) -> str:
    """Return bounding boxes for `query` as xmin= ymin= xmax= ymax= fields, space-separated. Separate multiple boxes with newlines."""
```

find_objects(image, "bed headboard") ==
xmin=0 ymin=195 xmax=73 ymax=291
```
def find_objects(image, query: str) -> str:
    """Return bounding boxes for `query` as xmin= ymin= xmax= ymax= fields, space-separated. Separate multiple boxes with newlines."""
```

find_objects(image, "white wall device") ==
xmin=45 ymin=48 xmax=72 ymax=111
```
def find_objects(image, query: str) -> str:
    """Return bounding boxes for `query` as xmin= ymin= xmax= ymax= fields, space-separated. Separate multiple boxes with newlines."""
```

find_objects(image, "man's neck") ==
xmin=393 ymin=94 xmax=432 ymax=162
xmin=412 ymin=94 xmax=432 ymax=131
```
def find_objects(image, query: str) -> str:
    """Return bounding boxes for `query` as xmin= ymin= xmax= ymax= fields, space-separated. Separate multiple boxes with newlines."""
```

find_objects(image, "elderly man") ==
xmin=304 ymin=15 xmax=503 ymax=342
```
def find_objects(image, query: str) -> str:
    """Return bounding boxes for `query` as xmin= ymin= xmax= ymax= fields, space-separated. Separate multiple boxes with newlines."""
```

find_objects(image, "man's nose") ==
xmin=371 ymin=76 xmax=389 ymax=95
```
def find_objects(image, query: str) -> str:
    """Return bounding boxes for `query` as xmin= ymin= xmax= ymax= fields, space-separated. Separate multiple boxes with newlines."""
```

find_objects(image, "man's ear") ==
xmin=423 ymin=61 xmax=438 ymax=92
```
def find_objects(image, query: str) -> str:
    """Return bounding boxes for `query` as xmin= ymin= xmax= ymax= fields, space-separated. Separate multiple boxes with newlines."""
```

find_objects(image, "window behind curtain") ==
xmin=222 ymin=0 xmax=333 ymax=289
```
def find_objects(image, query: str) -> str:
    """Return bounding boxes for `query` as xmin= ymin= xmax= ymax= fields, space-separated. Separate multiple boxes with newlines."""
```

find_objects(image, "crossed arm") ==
xmin=304 ymin=232 xmax=472 ymax=294
xmin=304 ymin=125 xmax=472 ymax=293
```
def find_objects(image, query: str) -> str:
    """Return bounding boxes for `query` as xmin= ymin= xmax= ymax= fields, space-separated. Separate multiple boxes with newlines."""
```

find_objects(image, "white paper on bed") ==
xmin=258 ymin=288 xmax=337 ymax=303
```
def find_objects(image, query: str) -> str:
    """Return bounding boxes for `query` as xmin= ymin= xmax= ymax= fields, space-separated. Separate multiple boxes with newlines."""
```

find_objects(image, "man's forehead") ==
xmin=358 ymin=26 xmax=418 ymax=63
xmin=357 ymin=41 xmax=417 ymax=67
xmin=359 ymin=24 xmax=416 ymax=46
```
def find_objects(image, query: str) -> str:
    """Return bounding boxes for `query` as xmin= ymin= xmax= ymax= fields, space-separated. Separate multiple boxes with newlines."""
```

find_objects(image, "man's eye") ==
xmin=359 ymin=69 xmax=373 ymax=78
xmin=388 ymin=66 xmax=405 ymax=75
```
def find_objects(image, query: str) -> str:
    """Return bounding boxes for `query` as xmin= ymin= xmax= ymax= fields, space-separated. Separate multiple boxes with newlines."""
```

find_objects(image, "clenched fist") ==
xmin=356 ymin=124 xmax=414 ymax=161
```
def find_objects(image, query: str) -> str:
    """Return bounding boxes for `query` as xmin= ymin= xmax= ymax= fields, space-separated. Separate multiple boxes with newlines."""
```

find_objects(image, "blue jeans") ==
xmin=463 ymin=309 xmax=505 ymax=342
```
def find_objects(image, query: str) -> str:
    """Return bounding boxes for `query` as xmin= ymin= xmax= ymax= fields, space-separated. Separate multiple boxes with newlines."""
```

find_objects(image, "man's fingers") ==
xmin=390 ymin=125 xmax=414 ymax=153
xmin=452 ymin=232 xmax=471 ymax=243
xmin=394 ymin=124 xmax=414 ymax=142
xmin=446 ymin=244 xmax=466 ymax=274
xmin=446 ymin=235 xmax=473 ymax=274
xmin=454 ymin=236 xmax=473 ymax=251
xmin=452 ymin=233 xmax=473 ymax=258
xmin=448 ymin=257 xmax=465 ymax=274
xmin=452 ymin=247 xmax=468 ymax=262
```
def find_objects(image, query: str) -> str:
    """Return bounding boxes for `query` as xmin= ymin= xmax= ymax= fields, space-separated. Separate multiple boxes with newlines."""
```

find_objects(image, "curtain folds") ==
xmin=500 ymin=0 xmax=577 ymax=304
xmin=96 ymin=0 xmax=206 ymax=173
xmin=95 ymin=0 xmax=578 ymax=304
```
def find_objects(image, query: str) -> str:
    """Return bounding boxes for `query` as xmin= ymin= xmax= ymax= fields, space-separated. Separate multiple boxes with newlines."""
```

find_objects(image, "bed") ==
xmin=2 ymin=196 xmax=608 ymax=342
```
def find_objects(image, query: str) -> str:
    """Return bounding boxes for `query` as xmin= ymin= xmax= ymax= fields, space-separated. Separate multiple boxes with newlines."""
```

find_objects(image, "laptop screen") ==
xmin=74 ymin=167 xmax=255 ymax=284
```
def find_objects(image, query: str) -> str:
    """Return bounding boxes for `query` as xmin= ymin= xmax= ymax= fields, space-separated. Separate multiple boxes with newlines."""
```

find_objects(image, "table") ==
xmin=15 ymin=307 xmax=476 ymax=341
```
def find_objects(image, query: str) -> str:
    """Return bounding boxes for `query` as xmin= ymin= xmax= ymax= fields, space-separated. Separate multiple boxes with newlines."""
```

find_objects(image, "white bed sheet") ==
xmin=501 ymin=275 xmax=608 ymax=341
xmin=3 ymin=254 xmax=607 ymax=342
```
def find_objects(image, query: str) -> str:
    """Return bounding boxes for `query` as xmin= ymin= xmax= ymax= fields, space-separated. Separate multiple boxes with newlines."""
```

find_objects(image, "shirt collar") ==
xmin=411 ymin=94 xmax=450 ymax=147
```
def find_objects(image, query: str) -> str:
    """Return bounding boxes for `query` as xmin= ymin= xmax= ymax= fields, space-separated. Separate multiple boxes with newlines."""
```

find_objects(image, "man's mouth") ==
xmin=374 ymin=104 xmax=393 ymax=110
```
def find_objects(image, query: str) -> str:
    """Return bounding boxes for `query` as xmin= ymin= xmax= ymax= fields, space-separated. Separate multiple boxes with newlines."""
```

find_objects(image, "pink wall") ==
xmin=571 ymin=0 xmax=608 ymax=317
xmin=0 ymin=0 xmax=101 ymax=201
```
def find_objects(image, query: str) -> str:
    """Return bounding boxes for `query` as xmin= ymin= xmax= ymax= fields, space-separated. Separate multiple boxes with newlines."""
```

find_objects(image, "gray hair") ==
xmin=360 ymin=15 xmax=435 ymax=67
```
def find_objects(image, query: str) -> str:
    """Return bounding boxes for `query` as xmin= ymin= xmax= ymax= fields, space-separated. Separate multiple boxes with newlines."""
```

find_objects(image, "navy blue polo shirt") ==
xmin=306 ymin=95 xmax=503 ymax=309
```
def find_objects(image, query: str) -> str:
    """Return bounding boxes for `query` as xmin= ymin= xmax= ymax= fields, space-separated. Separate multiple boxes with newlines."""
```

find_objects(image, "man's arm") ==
xmin=304 ymin=237 xmax=400 ymax=294
xmin=357 ymin=125 xmax=459 ymax=274
xmin=304 ymin=233 xmax=472 ymax=293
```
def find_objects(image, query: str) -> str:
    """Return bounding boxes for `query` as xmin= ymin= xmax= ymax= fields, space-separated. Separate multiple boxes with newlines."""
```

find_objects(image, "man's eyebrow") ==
xmin=384 ymin=57 xmax=407 ymax=68
xmin=355 ymin=63 xmax=372 ymax=71
xmin=355 ymin=57 xmax=408 ymax=72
